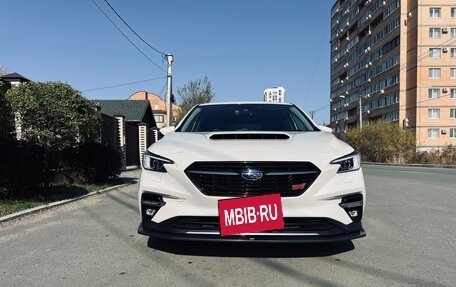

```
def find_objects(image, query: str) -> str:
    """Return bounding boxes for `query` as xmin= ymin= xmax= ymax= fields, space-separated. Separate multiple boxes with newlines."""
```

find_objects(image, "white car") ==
xmin=138 ymin=102 xmax=366 ymax=243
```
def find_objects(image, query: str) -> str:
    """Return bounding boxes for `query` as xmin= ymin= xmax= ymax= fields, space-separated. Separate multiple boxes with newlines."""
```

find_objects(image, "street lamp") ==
xmin=358 ymin=97 xmax=363 ymax=129
xmin=358 ymin=90 xmax=383 ymax=129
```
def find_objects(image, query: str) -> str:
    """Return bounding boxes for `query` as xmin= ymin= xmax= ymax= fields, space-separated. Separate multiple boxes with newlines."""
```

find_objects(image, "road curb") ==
xmin=363 ymin=162 xmax=456 ymax=169
xmin=0 ymin=183 xmax=130 ymax=223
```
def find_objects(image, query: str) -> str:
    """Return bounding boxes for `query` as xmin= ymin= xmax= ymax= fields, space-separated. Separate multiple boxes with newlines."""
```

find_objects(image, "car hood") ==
xmin=148 ymin=131 xmax=354 ymax=168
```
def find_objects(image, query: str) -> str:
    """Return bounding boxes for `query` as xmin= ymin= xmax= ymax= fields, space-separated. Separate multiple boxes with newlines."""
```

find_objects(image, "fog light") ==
xmin=145 ymin=209 xmax=156 ymax=217
xmin=348 ymin=210 xmax=358 ymax=218
xmin=339 ymin=194 xmax=363 ymax=222
xmin=141 ymin=193 xmax=165 ymax=220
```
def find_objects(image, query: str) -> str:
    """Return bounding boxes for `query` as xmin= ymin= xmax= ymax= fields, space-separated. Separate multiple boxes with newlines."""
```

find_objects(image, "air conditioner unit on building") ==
xmin=442 ymin=27 xmax=449 ymax=34
xmin=442 ymin=88 xmax=448 ymax=93
xmin=443 ymin=47 xmax=448 ymax=53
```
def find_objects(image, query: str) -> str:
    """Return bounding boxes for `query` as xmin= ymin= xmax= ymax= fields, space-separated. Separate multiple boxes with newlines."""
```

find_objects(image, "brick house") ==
xmin=129 ymin=91 xmax=181 ymax=128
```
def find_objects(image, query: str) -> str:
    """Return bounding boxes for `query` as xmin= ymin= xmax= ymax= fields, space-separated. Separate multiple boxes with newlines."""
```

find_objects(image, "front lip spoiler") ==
xmin=138 ymin=223 xmax=366 ymax=243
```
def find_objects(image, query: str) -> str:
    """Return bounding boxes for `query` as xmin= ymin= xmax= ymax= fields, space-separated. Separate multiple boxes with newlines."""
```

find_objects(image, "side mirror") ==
xmin=160 ymin=126 xmax=175 ymax=135
xmin=319 ymin=126 xmax=333 ymax=133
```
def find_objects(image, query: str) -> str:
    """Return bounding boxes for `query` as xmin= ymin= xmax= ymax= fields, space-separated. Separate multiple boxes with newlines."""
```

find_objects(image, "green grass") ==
xmin=0 ymin=181 xmax=121 ymax=218
xmin=0 ymin=199 xmax=46 ymax=217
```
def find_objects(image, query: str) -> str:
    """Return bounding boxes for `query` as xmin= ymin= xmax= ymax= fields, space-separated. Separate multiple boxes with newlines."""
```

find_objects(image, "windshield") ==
xmin=176 ymin=104 xmax=317 ymax=132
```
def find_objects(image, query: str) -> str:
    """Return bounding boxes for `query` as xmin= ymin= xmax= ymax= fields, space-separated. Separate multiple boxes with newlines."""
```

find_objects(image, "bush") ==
xmin=440 ymin=144 xmax=456 ymax=165
xmin=412 ymin=145 xmax=456 ymax=165
xmin=62 ymin=142 xmax=122 ymax=184
xmin=345 ymin=121 xmax=416 ymax=163
xmin=5 ymin=81 xmax=101 ymax=150
xmin=0 ymin=140 xmax=121 ymax=199
xmin=344 ymin=122 xmax=456 ymax=165
xmin=0 ymin=140 xmax=47 ymax=199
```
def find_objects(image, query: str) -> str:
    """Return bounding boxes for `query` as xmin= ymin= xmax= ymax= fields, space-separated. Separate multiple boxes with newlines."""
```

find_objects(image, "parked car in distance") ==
xmin=138 ymin=102 xmax=366 ymax=243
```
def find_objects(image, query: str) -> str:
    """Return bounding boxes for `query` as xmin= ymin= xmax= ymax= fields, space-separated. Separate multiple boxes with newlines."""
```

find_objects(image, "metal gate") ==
xmin=125 ymin=124 xmax=139 ymax=167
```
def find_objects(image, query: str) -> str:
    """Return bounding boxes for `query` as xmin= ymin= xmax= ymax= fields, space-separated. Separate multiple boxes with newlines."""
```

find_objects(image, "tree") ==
xmin=5 ymin=81 xmax=101 ymax=150
xmin=177 ymin=76 xmax=215 ymax=121
xmin=0 ymin=64 xmax=6 ymax=76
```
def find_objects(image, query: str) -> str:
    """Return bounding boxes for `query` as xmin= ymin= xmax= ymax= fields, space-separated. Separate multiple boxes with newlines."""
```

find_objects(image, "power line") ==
xmin=89 ymin=0 xmax=166 ymax=73
xmin=158 ymin=81 xmax=168 ymax=98
xmin=400 ymin=89 xmax=456 ymax=110
xmin=308 ymin=104 xmax=330 ymax=119
xmin=82 ymin=76 xmax=166 ymax=92
xmin=332 ymin=35 xmax=456 ymax=106
xmin=314 ymin=104 xmax=330 ymax=112
xmin=382 ymin=37 xmax=456 ymax=113
xmin=304 ymin=19 xmax=330 ymax=107
xmin=389 ymin=36 xmax=456 ymax=81
xmin=311 ymin=33 xmax=456 ymax=120
xmin=102 ymin=0 xmax=166 ymax=56
xmin=333 ymin=34 xmax=456 ymax=99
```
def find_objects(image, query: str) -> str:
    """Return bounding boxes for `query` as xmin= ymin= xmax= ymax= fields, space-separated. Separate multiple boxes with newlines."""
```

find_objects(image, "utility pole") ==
xmin=165 ymin=54 xmax=174 ymax=127
xmin=359 ymin=97 xmax=363 ymax=129
xmin=309 ymin=110 xmax=315 ymax=119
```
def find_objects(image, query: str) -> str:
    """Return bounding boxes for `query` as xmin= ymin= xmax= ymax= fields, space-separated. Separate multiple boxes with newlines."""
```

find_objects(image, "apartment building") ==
xmin=330 ymin=0 xmax=456 ymax=150
xmin=264 ymin=86 xmax=285 ymax=103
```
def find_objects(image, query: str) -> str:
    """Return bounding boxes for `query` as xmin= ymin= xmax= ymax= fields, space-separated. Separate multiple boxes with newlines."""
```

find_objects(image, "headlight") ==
xmin=330 ymin=151 xmax=361 ymax=173
xmin=142 ymin=150 xmax=174 ymax=172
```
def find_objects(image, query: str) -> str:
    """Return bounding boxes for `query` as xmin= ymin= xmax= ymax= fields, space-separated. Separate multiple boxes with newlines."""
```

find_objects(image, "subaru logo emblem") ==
xmin=241 ymin=168 xmax=263 ymax=181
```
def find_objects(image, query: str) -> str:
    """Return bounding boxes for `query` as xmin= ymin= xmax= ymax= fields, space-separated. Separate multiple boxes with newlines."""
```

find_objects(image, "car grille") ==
xmin=184 ymin=162 xmax=321 ymax=197
xmin=166 ymin=217 xmax=342 ymax=235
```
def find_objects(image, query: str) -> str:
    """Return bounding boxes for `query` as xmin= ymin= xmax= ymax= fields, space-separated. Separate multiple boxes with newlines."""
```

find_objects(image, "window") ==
xmin=452 ymin=28 xmax=456 ymax=38
xmin=430 ymin=7 xmax=441 ymax=18
xmin=429 ymin=48 xmax=441 ymax=58
xmin=428 ymin=109 xmax=440 ymax=119
xmin=452 ymin=8 xmax=456 ymax=18
xmin=429 ymin=68 xmax=441 ymax=78
xmin=450 ymin=128 xmax=456 ymax=138
xmin=428 ymin=89 xmax=440 ymax=99
xmin=451 ymin=68 xmax=456 ymax=78
xmin=154 ymin=115 xmax=164 ymax=123
xmin=451 ymin=108 xmax=456 ymax=119
xmin=430 ymin=28 xmax=441 ymax=38
xmin=428 ymin=128 xmax=440 ymax=139
xmin=452 ymin=88 xmax=456 ymax=99
xmin=177 ymin=104 xmax=316 ymax=132
xmin=451 ymin=48 xmax=456 ymax=58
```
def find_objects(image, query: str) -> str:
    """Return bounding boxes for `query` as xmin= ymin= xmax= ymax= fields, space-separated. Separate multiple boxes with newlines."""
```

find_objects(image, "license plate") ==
xmin=218 ymin=193 xmax=284 ymax=236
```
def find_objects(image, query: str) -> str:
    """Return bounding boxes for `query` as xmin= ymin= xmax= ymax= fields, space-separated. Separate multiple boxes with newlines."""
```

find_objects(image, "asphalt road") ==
xmin=0 ymin=165 xmax=455 ymax=287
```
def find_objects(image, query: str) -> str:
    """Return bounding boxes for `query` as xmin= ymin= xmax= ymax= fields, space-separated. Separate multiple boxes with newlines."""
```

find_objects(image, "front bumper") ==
xmin=138 ymin=217 xmax=365 ymax=243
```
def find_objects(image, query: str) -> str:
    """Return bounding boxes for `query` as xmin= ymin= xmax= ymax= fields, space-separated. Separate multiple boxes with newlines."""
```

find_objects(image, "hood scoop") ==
xmin=209 ymin=133 xmax=290 ymax=140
